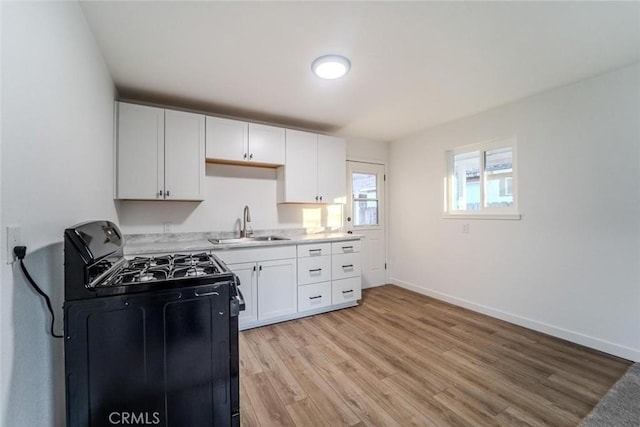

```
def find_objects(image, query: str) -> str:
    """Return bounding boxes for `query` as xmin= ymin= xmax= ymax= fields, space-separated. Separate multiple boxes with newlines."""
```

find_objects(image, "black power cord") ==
xmin=13 ymin=246 xmax=63 ymax=338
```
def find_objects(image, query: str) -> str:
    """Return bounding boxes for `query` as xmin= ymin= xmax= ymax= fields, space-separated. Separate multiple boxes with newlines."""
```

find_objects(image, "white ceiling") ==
xmin=80 ymin=1 xmax=640 ymax=142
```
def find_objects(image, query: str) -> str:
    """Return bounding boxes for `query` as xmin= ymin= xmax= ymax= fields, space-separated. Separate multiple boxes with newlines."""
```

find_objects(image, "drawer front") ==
xmin=331 ymin=240 xmax=361 ymax=255
xmin=298 ymin=282 xmax=332 ymax=312
xmin=297 ymin=243 xmax=332 ymax=258
xmin=332 ymin=277 xmax=362 ymax=304
xmin=297 ymin=255 xmax=331 ymax=285
xmin=332 ymin=253 xmax=362 ymax=280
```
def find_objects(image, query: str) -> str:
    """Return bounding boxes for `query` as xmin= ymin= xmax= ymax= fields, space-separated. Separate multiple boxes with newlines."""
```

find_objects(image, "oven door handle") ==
xmin=230 ymin=278 xmax=245 ymax=317
xmin=235 ymin=286 xmax=246 ymax=312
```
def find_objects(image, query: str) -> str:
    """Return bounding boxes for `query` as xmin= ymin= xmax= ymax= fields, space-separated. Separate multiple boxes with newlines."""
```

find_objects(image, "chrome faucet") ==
xmin=240 ymin=205 xmax=253 ymax=238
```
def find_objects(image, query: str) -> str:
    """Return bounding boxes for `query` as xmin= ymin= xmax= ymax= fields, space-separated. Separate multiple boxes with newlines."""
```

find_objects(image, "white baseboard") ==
xmin=389 ymin=277 xmax=640 ymax=362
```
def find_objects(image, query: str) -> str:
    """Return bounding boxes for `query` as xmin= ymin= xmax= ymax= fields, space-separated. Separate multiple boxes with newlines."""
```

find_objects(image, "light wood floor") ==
xmin=239 ymin=285 xmax=631 ymax=426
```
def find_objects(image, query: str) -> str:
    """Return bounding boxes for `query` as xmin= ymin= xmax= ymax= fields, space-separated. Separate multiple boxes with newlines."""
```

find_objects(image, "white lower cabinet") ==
xmin=298 ymin=281 xmax=332 ymax=312
xmin=332 ymin=276 xmax=362 ymax=304
xmin=297 ymin=255 xmax=331 ymax=285
xmin=215 ymin=246 xmax=296 ymax=329
xmin=227 ymin=262 xmax=258 ymax=325
xmin=257 ymin=259 xmax=297 ymax=320
xmin=216 ymin=240 xmax=361 ymax=330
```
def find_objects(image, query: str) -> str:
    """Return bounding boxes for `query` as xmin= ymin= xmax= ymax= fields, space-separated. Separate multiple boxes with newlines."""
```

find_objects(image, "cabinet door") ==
xmin=278 ymin=129 xmax=317 ymax=203
xmin=248 ymin=123 xmax=285 ymax=165
xmin=318 ymin=135 xmax=346 ymax=204
xmin=164 ymin=110 xmax=205 ymax=200
xmin=116 ymin=102 xmax=164 ymax=200
xmin=205 ymin=116 xmax=248 ymax=162
xmin=227 ymin=262 xmax=258 ymax=326
xmin=257 ymin=259 xmax=297 ymax=320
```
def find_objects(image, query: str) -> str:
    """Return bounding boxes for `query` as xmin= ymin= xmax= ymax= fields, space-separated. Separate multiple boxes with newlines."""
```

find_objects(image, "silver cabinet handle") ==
xmin=342 ymin=246 xmax=353 ymax=251
xmin=309 ymin=249 xmax=322 ymax=254
xmin=309 ymin=295 xmax=322 ymax=300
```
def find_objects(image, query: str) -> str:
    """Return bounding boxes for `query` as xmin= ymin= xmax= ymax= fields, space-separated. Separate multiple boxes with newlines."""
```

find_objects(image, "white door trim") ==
xmin=346 ymin=160 xmax=387 ymax=287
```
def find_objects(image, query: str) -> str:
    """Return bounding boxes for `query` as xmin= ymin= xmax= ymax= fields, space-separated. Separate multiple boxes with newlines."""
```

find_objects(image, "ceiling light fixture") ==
xmin=311 ymin=55 xmax=351 ymax=79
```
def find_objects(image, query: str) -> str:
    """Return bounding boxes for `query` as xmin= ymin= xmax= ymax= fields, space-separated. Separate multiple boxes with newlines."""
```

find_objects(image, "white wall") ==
xmin=389 ymin=64 xmax=640 ymax=361
xmin=1 ymin=2 xmax=117 ymax=425
xmin=117 ymin=137 xmax=388 ymax=235
xmin=346 ymin=137 xmax=389 ymax=164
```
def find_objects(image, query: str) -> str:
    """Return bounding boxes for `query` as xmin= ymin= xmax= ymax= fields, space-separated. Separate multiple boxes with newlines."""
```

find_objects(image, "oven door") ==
xmin=64 ymin=282 xmax=233 ymax=427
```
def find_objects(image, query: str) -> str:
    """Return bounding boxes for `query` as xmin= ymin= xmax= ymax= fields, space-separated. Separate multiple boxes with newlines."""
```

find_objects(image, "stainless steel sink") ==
xmin=209 ymin=236 xmax=290 ymax=245
xmin=253 ymin=236 xmax=290 ymax=241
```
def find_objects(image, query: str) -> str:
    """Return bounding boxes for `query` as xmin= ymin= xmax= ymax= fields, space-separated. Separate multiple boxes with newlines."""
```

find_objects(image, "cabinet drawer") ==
xmin=332 ymin=253 xmax=362 ymax=280
xmin=297 ymin=256 xmax=331 ymax=285
xmin=298 ymin=282 xmax=332 ymax=312
xmin=297 ymin=243 xmax=331 ymax=258
xmin=331 ymin=240 xmax=361 ymax=255
xmin=332 ymin=277 xmax=361 ymax=304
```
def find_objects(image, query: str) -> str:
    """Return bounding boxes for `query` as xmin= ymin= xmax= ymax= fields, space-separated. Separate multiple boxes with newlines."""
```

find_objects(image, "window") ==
xmin=445 ymin=138 xmax=520 ymax=219
xmin=352 ymin=172 xmax=379 ymax=226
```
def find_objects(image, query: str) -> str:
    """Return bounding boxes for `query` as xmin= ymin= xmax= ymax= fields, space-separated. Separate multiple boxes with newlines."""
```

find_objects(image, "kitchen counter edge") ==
xmin=125 ymin=233 xmax=362 ymax=256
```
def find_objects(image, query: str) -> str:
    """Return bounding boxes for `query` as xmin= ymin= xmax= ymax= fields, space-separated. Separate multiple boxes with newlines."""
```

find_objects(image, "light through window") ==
xmin=352 ymin=172 xmax=378 ymax=226
xmin=446 ymin=138 xmax=519 ymax=218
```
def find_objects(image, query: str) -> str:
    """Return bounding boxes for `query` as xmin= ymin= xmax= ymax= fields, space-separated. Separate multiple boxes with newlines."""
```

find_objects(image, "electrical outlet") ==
xmin=462 ymin=223 xmax=470 ymax=234
xmin=163 ymin=223 xmax=174 ymax=234
xmin=6 ymin=226 xmax=21 ymax=264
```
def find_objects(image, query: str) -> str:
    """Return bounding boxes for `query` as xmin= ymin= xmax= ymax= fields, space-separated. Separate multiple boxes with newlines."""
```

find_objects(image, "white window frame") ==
xmin=444 ymin=137 xmax=521 ymax=220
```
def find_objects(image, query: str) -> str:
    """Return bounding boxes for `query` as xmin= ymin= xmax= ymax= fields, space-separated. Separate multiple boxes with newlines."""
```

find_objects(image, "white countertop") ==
xmin=124 ymin=232 xmax=360 ymax=256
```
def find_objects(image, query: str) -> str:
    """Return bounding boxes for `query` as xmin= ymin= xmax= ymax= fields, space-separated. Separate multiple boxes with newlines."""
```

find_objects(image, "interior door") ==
xmin=346 ymin=161 xmax=386 ymax=288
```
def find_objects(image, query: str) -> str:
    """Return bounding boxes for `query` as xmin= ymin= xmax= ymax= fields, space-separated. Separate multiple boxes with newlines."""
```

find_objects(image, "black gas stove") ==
xmin=63 ymin=220 xmax=242 ymax=427
xmin=63 ymin=221 xmax=236 ymax=300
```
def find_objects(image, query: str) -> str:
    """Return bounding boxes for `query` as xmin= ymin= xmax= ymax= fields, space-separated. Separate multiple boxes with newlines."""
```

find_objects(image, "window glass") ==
xmin=484 ymin=147 xmax=513 ymax=208
xmin=446 ymin=138 xmax=517 ymax=218
xmin=352 ymin=173 xmax=377 ymax=199
xmin=453 ymin=151 xmax=480 ymax=211
xmin=354 ymin=200 xmax=378 ymax=226
xmin=352 ymin=172 xmax=379 ymax=226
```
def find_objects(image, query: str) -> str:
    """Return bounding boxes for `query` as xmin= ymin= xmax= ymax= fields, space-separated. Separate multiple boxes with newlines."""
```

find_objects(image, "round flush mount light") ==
xmin=311 ymin=55 xmax=351 ymax=79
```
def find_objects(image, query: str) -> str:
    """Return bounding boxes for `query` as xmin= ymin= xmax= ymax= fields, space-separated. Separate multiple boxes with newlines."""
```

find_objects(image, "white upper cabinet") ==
xmin=115 ymin=102 xmax=204 ymax=201
xmin=205 ymin=116 xmax=285 ymax=166
xmin=248 ymin=123 xmax=285 ymax=165
xmin=318 ymin=135 xmax=346 ymax=204
xmin=278 ymin=129 xmax=318 ymax=203
xmin=164 ymin=109 xmax=205 ymax=200
xmin=116 ymin=102 xmax=164 ymax=200
xmin=277 ymin=129 xmax=346 ymax=204
xmin=204 ymin=116 xmax=247 ymax=162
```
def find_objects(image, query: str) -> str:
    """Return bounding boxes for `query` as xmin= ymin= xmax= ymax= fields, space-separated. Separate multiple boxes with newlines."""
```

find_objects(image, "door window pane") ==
xmin=352 ymin=172 xmax=379 ymax=226
xmin=452 ymin=151 xmax=480 ymax=211
xmin=354 ymin=200 xmax=378 ymax=226
xmin=484 ymin=147 xmax=513 ymax=208
xmin=352 ymin=173 xmax=377 ymax=199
